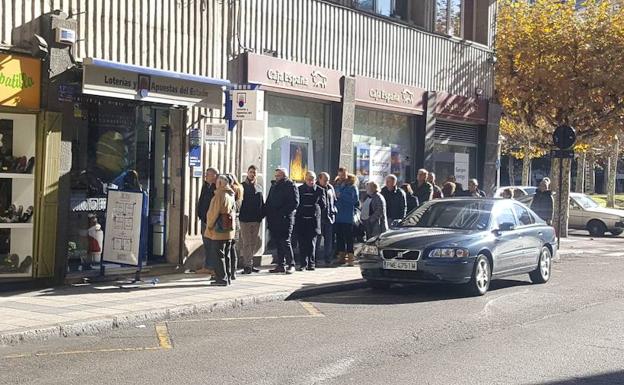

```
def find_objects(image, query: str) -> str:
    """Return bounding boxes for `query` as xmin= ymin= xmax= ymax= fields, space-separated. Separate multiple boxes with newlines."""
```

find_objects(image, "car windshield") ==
xmin=574 ymin=195 xmax=600 ymax=209
xmin=400 ymin=200 xmax=492 ymax=231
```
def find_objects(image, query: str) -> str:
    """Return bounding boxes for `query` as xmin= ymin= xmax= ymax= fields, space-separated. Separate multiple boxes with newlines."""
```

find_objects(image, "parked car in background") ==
xmin=358 ymin=198 xmax=557 ymax=296
xmin=494 ymin=186 xmax=538 ymax=198
xmin=518 ymin=193 xmax=624 ymax=237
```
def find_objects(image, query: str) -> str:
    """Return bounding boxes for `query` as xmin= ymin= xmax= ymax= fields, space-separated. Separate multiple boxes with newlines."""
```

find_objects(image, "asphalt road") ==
xmin=1 ymin=233 xmax=624 ymax=385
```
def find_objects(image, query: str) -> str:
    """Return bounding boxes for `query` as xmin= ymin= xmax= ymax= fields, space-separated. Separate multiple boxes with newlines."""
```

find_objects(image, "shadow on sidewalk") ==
xmin=532 ymin=370 xmax=624 ymax=384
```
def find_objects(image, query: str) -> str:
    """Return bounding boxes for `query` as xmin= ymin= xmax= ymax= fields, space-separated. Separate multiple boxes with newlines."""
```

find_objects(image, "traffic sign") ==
xmin=553 ymin=125 xmax=576 ymax=149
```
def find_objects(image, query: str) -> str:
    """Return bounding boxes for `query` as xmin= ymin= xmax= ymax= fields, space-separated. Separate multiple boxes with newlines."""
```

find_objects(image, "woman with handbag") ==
xmin=334 ymin=168 xmax=359 ymax=266
xmin=205 ymin=175 xmax=237 ymax=286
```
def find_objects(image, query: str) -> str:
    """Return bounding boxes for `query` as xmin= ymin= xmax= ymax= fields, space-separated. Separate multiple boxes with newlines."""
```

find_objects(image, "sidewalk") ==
xmin=0 ymin=267 xmax=363 ymax=345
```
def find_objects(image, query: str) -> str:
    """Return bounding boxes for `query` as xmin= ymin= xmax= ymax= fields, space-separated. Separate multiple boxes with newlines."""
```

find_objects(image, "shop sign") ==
xmin=435 ymin=92 xmax=488 ymax=123
xmin=247 ymin=53 xmax=342 ymax=100
xmin=205 ymin=123 xmax=227 ymax=142
xmin=189 ymin=128 xmax=202 ymax=168
xmin=231 ymin=90 xmax=264 ymax=120
xmin=454 ymin=153 xmax=470 ymax=188
xmin=354 ymin=76 xmax=426 ymax=114
xmin=83 ymin=61 xmax=223 ymax=108
xmin=0 ymin=53 xmax=41 ymax=109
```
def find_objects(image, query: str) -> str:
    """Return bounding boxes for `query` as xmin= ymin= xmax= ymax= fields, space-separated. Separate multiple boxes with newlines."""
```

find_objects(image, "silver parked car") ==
xmin=518 ymin=193 xmax=624 ymax=237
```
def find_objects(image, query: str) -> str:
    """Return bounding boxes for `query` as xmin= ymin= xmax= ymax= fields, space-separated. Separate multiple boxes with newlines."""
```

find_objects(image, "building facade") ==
xmin=0 ymin=0 xmax=500 ymax=286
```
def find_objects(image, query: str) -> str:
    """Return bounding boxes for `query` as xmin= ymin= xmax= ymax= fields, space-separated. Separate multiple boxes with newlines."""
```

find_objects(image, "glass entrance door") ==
xmin=147 ymin=109 xmax=170 ymax=263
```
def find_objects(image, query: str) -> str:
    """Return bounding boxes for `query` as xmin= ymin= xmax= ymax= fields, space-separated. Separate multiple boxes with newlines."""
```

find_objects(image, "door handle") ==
xmin=538 ymin=232 xmax=543 ymax=236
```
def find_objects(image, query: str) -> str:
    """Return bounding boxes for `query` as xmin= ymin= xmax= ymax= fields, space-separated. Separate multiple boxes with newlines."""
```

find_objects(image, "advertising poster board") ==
xmin=454 ymin=153 xmax=470 ymax=188
xmin=370 ymin=145 xmax=391 ymax=185
xmin=102 ymin=190 xmax=144 ymax=266
xmin=390 ymin=144 xmax=403 ymax=181
xmin=279 ymin=137 xmax=314 ymax=183
xmin=355 ymin=143 xmax=371 ymax=190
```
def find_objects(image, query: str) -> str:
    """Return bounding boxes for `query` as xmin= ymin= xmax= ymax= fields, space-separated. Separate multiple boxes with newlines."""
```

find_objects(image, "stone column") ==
xmin=575 ymin=152 xmax=586 ymax=193
xmin=483 ymin=103 xmax=502 ymax=196
xmin=423 ymin=92 xmax=437 ymax=172
xmin=338 ymin=77 xmax=356 ymax=172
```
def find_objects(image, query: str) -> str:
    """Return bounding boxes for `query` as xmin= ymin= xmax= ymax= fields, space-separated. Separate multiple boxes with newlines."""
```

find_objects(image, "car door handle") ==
xmin=538 ymin=232 xmax=543 ymax=236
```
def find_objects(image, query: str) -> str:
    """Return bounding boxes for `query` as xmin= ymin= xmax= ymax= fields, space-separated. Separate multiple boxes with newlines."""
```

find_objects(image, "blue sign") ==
xmin=189 ymin=128 xmax=202 ymax=168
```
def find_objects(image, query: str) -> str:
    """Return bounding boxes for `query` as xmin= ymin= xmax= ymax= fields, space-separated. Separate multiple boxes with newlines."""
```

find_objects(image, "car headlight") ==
xmin=361 ymin=245 xmax=379 ymax=256
xmin=429 ymin=248 xmax=470 ymax=258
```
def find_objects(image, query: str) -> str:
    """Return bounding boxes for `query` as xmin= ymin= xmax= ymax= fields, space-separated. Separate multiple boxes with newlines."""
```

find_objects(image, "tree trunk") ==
xmin=575 ymin=152 xmax=586 ymax=193
xmin=551 ymin=157 xmax=571 ymax=238
xmin=521 ymin=152 xmax=531 ymax=186
xmin=508 ymin=156 xmax=515 ymax=186
xmin=607 ymin=136 xmax=619 ymax=208
xmin=585 ymin=153 xmax=595 ymax=194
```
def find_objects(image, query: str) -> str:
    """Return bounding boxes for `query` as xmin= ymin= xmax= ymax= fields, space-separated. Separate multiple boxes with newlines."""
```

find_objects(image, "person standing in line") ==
xmin=531 ymin=177 xmax=554 ymax=225
xmin=427 ymin=172 xmax=443 ymax=199
xmin=412 ymin=169 xmax=433 ymax=206
xmin=446 ymin=175 xmax=464 ymax=195
xmin=501 ymin=187 xmax=514 ymax=199
xmin=334 ymin=167 xmax=359 ymax=266
xmin=266 ymin=168 xmax=299 ymax=274
xmin=460 ymin=178 xmax=486 ymax=197
xmin=361 ymin=181 xmax=388 ymax=239
xmin=316 ymin=172 xmax=337 ymax=267
xmin=205 ymin=175 xmax=237 ymax=286
xmin=295 ymin=171 xmax=326 ymax=271
xmin=381 ymin=174 xmax=407 ymax=221
xmin=196 ymin=167 xmax=219 ymax=275
xmin=442 ymin=182 xmax=457 ymax=198
xmin=239 ymin=165 xmax=264 ymax=275
xmin=226 ymin=173 xmax=244 ymax=280
xmin=401 ymin=183 xmax=419 ymax=214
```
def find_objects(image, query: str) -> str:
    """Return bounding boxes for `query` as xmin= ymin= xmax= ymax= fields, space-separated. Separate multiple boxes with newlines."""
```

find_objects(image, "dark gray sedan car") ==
xmin=358 ymin=198 xmax=557 ymax=295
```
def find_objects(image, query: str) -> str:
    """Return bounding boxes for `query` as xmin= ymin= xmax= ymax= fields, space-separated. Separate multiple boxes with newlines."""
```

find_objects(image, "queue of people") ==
xmin=195 ymin=165 xmax=487 ymax=285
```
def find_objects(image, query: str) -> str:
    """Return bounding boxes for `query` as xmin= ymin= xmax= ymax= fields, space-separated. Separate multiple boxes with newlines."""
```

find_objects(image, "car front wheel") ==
xmin=587 ymin=220 xmax=607 ymax=237
xmin=529 ymin=247 xmax=552 ymax=284
xmin=467 ymin=255 xmax=491 ymax=296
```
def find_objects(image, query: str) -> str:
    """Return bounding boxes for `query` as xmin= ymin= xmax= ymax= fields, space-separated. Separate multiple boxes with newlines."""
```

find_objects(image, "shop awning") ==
xmin=82 ymin=58 xmax=230 ymax=108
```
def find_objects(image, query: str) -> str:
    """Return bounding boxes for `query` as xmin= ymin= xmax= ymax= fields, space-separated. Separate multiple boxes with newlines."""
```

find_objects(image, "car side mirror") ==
xmin=498 ymin=222 xmax=516 ymax=232
xmin=391 ymin=219 xmax=402 ymax=227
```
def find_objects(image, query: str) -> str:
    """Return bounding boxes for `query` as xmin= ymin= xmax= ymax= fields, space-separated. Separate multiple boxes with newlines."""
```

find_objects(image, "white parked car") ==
xmin=518 ymin=193 xmax=624 ymax=237
xmin=494 ymin=186 xmax=538 ymax=198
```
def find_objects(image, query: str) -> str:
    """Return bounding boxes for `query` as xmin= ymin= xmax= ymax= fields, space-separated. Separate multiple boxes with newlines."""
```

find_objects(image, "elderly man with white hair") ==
xmin=265 ymin=168 xmax=300 ymax=274
xmin=295 ymin=171 xmax=326 ymax=271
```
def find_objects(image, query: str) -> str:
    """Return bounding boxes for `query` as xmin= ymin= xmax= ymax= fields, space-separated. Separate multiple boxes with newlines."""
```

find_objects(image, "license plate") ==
xmin=382 ymin=260 xmax=418 ymax=271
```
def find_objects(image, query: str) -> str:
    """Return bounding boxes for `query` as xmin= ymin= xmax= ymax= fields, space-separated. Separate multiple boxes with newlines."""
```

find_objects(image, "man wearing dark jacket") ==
xmin=196 ymin=167 xmax=219 ymax=274
xmin=239 ymin=165 xmax=264 ymax=275
xmin=295 ymin=171 xmax=326 ymax=271
xmin=411 ymin=169 xmax=433 ymax=206
xmin=381 ymin=174 xmax=407 ymax=221
xmin=316 ymin=172 xmax=338 ymax=266
xmin=531 ymin=177 xmax=554 ymax=224
xmin=266 ymin=168 xmax=300 ymax=274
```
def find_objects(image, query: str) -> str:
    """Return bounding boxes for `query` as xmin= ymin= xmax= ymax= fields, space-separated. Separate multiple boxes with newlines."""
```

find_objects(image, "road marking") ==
xmin=299 ymin=301 xmax=324 ymax=317
xmin=3 ymin=346 xmax=161 ymax=359
xmin=3 ymin=324 xmax=172 ymax=360
xmin=155 ymin=323 xmax=173 ymax=349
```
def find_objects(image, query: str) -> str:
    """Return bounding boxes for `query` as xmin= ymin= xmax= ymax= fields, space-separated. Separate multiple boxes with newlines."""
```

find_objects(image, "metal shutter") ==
xmin=434 ymin=120 xmax=479 ymax=145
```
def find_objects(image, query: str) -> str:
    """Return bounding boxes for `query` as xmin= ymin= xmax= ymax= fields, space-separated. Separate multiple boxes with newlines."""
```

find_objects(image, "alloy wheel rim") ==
xmin=476 ymin=258 xmax=489 ymax=291
xmin=540 ymin=250 xmax=551 ymax=278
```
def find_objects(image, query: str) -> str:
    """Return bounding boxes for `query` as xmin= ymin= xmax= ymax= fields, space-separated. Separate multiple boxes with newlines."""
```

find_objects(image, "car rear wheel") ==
xmin=367 ymin=280 xmax=391 ymax=290
xmin=466 ymin=255 xmax=491 ymax=296
xmin=529 ymin=247 xmax=551 ymax=284
xmin=611 ymin=229 xmax=623 ymax=236
xmin=587 ymin=220 xmax=607 ymax=237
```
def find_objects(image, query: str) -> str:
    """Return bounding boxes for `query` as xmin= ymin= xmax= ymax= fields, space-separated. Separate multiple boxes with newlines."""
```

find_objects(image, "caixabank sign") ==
xmin=0 ymin=53 xmax=41 ymax=109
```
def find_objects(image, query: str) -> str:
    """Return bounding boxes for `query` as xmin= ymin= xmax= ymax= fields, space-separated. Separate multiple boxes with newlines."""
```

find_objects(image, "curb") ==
xmin=0 ymin=279 xmax=365 ymax=346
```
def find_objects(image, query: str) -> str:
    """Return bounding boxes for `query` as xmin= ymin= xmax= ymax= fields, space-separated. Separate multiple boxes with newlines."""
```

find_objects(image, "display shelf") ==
xmin=0 ymin=173 xmax=34 ymax=179
xmin=0 ymin=223 xmax=33 ymax=229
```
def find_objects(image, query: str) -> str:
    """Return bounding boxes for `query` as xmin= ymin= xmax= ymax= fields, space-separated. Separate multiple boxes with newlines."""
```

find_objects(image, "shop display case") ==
xmin=0 ymin=114 xmax=36 ymax=278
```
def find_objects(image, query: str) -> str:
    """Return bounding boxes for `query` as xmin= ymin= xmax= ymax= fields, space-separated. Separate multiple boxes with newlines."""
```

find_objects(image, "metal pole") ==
xmin=557 ymin=155 xmax=563 ymax=249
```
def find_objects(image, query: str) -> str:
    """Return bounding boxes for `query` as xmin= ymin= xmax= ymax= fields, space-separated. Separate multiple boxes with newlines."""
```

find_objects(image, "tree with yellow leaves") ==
xmin=496 ymin=0 xmax=624 ymax=236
